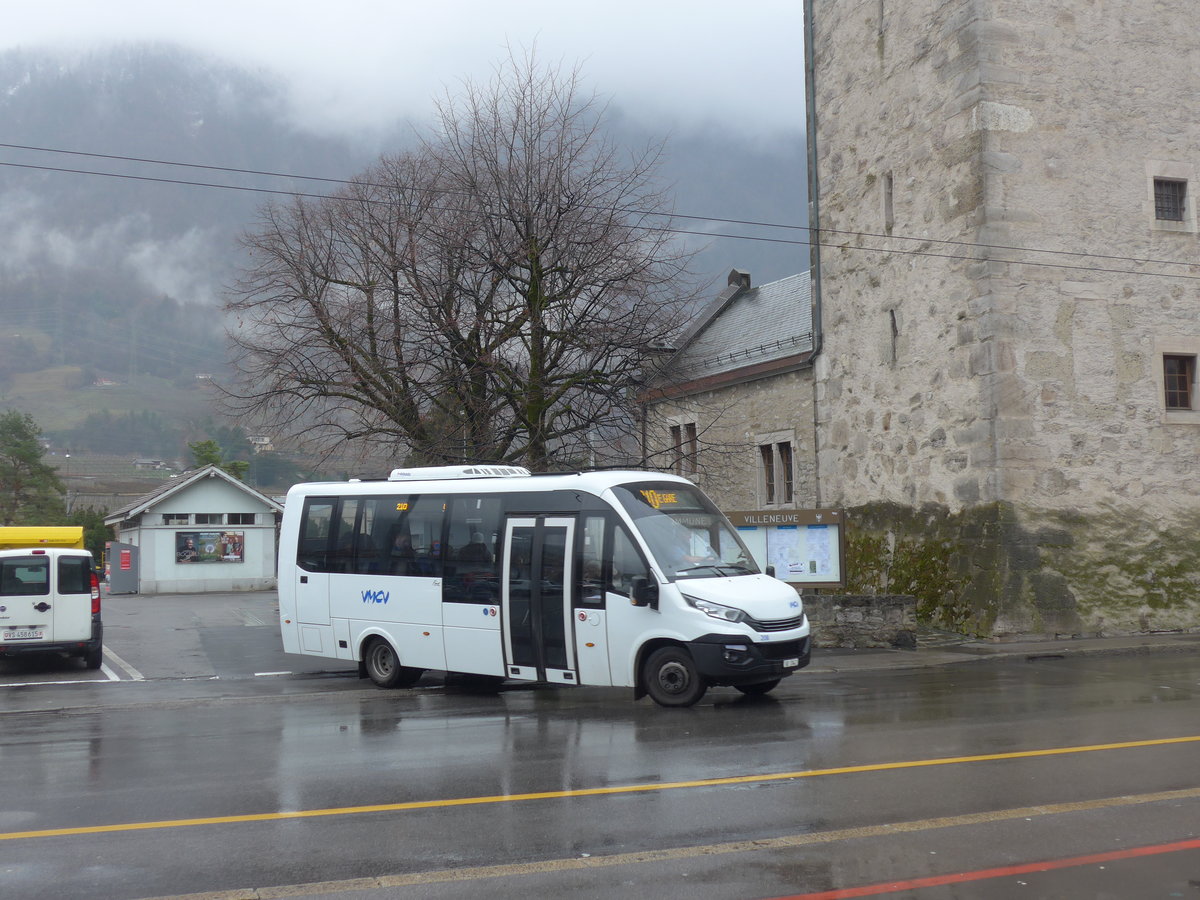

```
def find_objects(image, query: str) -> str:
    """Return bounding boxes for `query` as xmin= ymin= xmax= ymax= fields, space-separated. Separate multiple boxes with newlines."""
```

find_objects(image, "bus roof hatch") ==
xmin=387 ymin=465 xmax=532 ymax=481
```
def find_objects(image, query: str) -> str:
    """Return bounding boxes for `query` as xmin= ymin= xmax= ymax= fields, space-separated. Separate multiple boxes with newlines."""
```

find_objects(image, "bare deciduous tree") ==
xmin=224 ymin=54 xmax=696 ymax=470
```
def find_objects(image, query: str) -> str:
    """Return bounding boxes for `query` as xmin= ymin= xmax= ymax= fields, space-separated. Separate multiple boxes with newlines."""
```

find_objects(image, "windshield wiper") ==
xmin=717 ymin=563 xmax=756 ymax=575
xmin=673 ymin=564 xmax=722 ymax=577
xmin=674 ymin=563 xmax=756 ymax=578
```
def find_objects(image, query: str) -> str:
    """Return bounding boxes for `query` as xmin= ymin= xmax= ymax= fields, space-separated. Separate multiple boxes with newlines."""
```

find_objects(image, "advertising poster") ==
xmin=176 ymin=531 xmax=244 ymax=564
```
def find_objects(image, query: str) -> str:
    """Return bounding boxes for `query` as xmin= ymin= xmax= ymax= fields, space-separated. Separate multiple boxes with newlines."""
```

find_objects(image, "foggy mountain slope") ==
xmin=0 ymin=44 xmax=374 ymax=425
xmin=0 ymin=44 xmax=369 ymax=305
xmin=0 ymin=43 xmax=807 ymax=440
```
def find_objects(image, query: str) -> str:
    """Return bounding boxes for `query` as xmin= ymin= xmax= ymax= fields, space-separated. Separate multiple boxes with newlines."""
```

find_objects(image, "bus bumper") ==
xmin=687 ymin=633 xmax=812 ymax=686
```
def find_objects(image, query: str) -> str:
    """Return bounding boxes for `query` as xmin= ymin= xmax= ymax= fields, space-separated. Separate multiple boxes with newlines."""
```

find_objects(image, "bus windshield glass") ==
xmin=611 ymin=482 xmax=760 ymax=581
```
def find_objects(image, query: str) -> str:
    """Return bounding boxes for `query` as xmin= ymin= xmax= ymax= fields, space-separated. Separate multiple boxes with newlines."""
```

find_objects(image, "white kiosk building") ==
xmin=104 ymin=465 xmax=284 ymax=593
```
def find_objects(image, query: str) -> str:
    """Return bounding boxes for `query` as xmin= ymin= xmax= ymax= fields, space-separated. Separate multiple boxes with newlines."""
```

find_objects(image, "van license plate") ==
xmin=4 ymin=629 xmax=44 ymax=641
xmin=783 ymin=657 xmax=799 ymax=668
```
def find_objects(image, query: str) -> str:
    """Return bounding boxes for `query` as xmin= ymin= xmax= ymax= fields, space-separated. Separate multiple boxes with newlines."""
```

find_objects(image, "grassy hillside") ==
xmin=3 ymin=369 xmax=216 ymax=433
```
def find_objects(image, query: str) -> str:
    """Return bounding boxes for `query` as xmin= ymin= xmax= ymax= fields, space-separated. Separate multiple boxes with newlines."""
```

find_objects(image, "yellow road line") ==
xmin=3 ymin=734 xmax=1198 ymax=842
xmin=134 ymin=786 xmax=1200 ymax=900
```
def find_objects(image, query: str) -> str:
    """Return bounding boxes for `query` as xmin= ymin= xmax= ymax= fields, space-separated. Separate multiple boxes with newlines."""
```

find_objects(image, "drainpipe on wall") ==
xmin=804 ymin=0 xmax=825 ymax=506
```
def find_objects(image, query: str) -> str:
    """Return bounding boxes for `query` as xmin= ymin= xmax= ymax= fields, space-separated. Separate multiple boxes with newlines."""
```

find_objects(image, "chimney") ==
xmin=728 ymin=269 xmax=751 ymax=289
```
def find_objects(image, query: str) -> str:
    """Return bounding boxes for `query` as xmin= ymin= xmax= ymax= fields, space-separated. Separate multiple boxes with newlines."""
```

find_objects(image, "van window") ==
xmin=0 ymin=557 xmax=50 ymax=596
xmin=57 ymin=556 xmax=92 ymax=594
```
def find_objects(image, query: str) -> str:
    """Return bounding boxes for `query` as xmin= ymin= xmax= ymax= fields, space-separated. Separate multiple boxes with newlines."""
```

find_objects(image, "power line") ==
xmin=9 ymin=140 xmax=1200 ymax=274
xmin=1 ymin=151 xmax=1198 ymax=282
xmin=7 ymin=141 xmax=1200 ymax=273
xmin=4 ymin=141 xmax=1195 ymax=272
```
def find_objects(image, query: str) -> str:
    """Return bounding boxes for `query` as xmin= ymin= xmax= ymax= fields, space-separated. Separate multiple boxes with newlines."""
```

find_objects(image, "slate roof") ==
xmin=104 ymin=464 xmax=285 ymax=525
xmin=662 ymin=271 xmax=813 ymax=382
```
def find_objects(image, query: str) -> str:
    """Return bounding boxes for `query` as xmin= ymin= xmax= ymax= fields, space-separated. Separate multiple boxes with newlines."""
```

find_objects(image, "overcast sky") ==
xmin=3 ymin=0 xmax=807 ymax=138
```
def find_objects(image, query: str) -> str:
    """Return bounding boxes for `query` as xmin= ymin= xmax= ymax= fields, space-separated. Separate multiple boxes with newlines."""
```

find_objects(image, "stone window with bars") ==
xmin=1154 ymin=178 xmax=1186 ymax=222
xmin=1164 ymin=354 xmax=1196 ymax=410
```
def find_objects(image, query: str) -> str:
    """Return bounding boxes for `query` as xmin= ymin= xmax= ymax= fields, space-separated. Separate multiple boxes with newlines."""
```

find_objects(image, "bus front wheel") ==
xmin=643 ymin=646 xmax=707 ymax=708
xmin=363 ymin=638 xmax=423 ymax=689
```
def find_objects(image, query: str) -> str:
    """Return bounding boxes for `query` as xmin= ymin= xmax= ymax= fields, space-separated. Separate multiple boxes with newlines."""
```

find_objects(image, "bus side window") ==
xmin=609 ymin=526 xmax=650 ymax=598
xmin=401 ymin=495 xmax=445 ymax=577
xmin=443 ymin=496 xmax=502 ymax=603
xmin=330 ymin=499 xmax=361 ymax=574
xmin=352 ymin=498 xmax=388 ymax=574
xmin=298 ymin=499 xmax=335 ymax=572
xmin=579 ymin=515 xmax=606 ymax=607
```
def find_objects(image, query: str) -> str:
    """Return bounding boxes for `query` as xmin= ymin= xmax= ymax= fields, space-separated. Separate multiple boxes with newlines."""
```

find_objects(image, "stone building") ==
xmin=650 ymin=1 xmax=1199 ymax=638
xmin=801 ymin=0 xmax=1200 ymax=635
xmin=644 ymin=270 xmax=815 ymax=509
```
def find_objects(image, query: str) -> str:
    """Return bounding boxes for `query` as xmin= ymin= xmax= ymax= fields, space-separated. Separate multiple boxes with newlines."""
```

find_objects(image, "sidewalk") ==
xmin=807 ymin=629 xmax=1200 ymax=674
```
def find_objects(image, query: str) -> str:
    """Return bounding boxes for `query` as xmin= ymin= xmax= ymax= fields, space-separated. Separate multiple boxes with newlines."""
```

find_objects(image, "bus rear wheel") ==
xmin=363 ymin=638 xmax=423 ymax=688
xmin=643 ymin=646 xmax=707 ymax=708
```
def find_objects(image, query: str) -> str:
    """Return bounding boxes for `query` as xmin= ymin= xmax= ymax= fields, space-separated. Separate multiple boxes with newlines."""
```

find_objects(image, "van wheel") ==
xmin=643 ymin=646 xmax=707 ymax=707
xmin=363 ymin=638 xmax=423 ymax=688
xmin=84 ymin=646 xmax=103 ymax=670
xmin=735 ymin=678 xmax=781 ymax=696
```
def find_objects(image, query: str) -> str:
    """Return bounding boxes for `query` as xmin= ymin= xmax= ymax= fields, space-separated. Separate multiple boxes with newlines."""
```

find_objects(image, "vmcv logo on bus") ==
xmin=362 ymin=590 xmax=390 ymax=605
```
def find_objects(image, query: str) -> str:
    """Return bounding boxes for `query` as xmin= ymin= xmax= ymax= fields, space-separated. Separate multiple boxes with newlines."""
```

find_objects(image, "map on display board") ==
xmin=725 ymin=509 xmax=844 ymax=587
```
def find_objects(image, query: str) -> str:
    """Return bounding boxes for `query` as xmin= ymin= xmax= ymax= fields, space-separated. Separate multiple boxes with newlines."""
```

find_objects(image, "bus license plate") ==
xmin=783 ymin=657 xmax=799 ymax=668
xmin=4 ymin=629 xmax=44 ymax=641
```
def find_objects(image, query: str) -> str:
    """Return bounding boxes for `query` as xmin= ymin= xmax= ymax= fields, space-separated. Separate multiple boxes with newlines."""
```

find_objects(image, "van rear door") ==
xmin=53 ymin=553 xmax=95 ymax=642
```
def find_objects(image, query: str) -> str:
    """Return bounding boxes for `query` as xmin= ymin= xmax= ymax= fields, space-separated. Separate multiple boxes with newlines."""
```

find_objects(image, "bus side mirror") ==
xmin=765 ymin=565 xmax=776 ymax=578
xmin=630 ymin=576 xmax=658 ymax=609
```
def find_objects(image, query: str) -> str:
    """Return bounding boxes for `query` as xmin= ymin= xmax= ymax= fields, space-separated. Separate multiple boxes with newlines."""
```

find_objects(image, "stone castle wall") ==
xmin=649 ymin=368 xmax=817 ymax=510
xmin=809 ymin=0 xmax=1200 ymax=633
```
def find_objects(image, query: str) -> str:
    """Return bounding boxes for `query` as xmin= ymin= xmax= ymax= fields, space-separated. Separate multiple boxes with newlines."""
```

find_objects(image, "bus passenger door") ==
xmin=502 ymin=516 xmax=577 ymax=684
xmin=290 ymin=497 xmax=335 ymax=656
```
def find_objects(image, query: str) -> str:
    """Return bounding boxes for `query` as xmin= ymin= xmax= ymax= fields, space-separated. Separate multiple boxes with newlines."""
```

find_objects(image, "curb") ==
xmin=807 ymin=634 xmax=1200 ymax=674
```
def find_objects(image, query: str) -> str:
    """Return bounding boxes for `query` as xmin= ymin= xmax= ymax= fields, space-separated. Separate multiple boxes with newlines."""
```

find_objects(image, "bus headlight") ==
xmin=682 ymin=593 xmax=748 ymax=624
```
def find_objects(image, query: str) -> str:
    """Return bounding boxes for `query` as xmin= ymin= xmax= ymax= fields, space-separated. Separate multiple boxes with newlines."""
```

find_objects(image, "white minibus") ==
xmin=277 ymin=466 xmax=811 ymax=706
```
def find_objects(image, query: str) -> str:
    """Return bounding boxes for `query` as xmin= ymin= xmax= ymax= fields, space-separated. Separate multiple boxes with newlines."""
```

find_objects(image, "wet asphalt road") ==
xmin=1 ymin=591 xmax=1198 ymax=900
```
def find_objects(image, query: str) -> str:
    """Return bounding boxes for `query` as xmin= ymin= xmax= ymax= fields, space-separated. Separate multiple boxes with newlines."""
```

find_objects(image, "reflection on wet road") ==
xmin=1 ymin=648 xmax=1198 ymax=899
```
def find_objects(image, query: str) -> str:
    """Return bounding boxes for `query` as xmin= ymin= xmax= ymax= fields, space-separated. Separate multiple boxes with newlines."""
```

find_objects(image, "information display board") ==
xmin=724 ymin=509 xmax=844 ymax=588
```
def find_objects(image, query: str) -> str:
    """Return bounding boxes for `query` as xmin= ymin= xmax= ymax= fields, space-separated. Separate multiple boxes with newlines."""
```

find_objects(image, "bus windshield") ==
xmin=611 ymin=482 xmax=760 ymax=581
